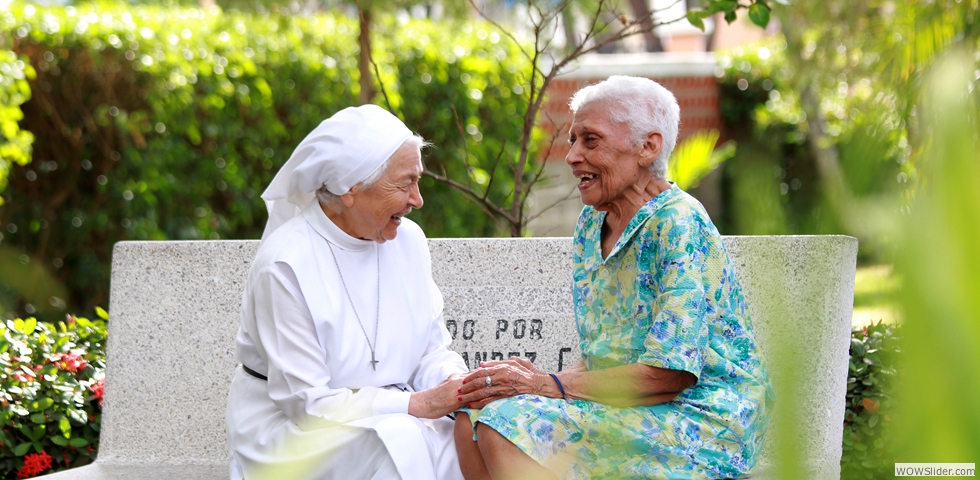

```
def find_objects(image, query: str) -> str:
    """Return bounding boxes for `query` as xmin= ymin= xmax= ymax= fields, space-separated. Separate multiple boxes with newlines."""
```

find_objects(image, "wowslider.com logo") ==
xmin=895 ymin=463 xmax=976 ymax=477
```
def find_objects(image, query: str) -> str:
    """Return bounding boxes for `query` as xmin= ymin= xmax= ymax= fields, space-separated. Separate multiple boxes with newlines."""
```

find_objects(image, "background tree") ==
xmin=773 ymin=0 xmax=980 ymax=252
xmin=421 ymin=0 xmax=771 ymax=236
xmin=343 ymin=1 xmax=470 ymax=104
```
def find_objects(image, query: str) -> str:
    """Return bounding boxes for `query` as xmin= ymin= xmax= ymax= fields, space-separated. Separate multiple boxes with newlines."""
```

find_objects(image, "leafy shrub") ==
xmin=0 ymin=4 xmax=532 ymax=318
xmin=0 ymin=48 xmax=34 ymax=204
xmin=0 ymin=309 xmax=107 ymax=479
xmin=717 ymin=38 xmax=910 ymax=255
xmin=841 ymin=320 xmax=900 ymax=479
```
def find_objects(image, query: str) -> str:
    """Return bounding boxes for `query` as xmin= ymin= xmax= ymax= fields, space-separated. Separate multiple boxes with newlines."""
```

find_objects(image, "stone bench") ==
xmin=39 ymin=236 xmax=857 ymax=479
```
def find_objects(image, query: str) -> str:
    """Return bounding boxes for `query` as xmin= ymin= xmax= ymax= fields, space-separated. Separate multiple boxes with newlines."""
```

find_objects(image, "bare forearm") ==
xmin=554 ymin=363 xmax=696 ymax=407
xmin=458 ymin=359 xmax=695 ymax=409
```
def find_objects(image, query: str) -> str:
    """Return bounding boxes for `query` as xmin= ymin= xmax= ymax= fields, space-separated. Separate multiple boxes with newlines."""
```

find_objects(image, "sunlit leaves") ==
xmin=667 ymin=129 xmax=735 ymax=190
xmin=0 ymin=49 xmax=35 ymax=203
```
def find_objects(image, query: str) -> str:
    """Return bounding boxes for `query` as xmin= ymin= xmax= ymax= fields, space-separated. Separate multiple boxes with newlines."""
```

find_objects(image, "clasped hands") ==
xmin=409 ymin=357 xmax=556 ymax=418
xmin=458 ymin=357 xmax=555 ymax=409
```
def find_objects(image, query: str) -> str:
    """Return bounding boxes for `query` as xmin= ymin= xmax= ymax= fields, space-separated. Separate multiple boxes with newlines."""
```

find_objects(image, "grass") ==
xmin=852 ymin=265 xmax=900 ymax=327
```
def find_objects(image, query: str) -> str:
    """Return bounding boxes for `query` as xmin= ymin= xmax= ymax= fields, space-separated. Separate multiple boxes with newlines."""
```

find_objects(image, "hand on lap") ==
xmin=458 ymin=357 xmax=548 ymax=408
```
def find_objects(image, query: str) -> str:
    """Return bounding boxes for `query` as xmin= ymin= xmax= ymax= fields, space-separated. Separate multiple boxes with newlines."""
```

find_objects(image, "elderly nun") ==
xmin=226 ymin=105 xmax=473 ymax=479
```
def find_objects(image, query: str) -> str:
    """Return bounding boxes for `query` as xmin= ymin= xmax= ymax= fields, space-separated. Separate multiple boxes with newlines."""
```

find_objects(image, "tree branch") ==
xmin=422 ymin=168 xmax=515 ymax=224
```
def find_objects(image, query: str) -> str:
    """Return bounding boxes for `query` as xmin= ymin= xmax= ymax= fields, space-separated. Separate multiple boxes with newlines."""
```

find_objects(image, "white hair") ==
xmin=315 ymin=134 xmax=427 ymax=211
xmin=568 ymin=76 xmax=680 ymax=179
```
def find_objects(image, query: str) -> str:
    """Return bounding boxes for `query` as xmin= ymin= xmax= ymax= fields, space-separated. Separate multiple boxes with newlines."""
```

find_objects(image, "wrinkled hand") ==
xmin=458 ymin=357 xmax=548 ymax=409
xmin=408 ymin=373 xmax=467 ymax=419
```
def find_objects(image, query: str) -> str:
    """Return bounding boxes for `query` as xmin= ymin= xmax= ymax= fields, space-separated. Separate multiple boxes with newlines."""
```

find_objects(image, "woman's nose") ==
xmin=409 ymin=183 xmax=424 ymax=209
xmin=565 ymin=143 xmax=582 ymax=166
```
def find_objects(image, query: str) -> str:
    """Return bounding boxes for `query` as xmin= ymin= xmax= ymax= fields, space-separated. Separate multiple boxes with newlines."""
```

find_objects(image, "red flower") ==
xmin=89 ymin=378 xmax=105 ymax=406
xmin=52 ymin=352 xmax=87 ymax=373
xmin=15 ymin=451 xmax=53 ymax=478
xmin=13 ymin=371 xmax=35 ymax=384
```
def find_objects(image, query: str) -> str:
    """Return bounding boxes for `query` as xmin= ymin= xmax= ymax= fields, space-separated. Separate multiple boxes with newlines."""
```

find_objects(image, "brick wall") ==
xmin=538 ymin=71 xmax=723 ymax=163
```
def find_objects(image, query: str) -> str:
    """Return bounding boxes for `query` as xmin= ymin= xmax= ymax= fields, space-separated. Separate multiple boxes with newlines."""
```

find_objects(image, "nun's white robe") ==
xmin=226 ymin=202 xmax=466 ymax=480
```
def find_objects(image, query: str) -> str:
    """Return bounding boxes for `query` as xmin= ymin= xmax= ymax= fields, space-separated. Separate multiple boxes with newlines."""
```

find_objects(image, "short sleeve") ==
xmin=637 ymin=215 xmax=709 ymax=380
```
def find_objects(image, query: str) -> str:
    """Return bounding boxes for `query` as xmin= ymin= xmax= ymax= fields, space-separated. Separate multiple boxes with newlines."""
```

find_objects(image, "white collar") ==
xmin=302 ymin=202 xmax=374 ymax=252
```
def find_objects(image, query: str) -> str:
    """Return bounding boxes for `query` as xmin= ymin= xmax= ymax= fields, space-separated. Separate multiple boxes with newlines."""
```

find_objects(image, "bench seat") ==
xmin=38 ymin=236 xmax=857 ymax=479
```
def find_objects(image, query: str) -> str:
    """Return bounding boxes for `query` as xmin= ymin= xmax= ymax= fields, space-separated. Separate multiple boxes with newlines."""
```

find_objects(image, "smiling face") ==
xmin=565 ymin=100 xmax=661 ymax=213
xmin=337 ymin=142 xmax=424 ymax=243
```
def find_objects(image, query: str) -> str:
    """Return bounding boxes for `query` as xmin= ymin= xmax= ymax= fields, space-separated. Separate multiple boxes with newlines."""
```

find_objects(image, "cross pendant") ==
xmin=370 ymin=351 xmax=379 ymax=371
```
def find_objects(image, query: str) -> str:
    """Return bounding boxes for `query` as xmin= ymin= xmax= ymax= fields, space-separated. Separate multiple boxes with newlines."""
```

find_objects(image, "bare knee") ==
xmin=455 ymin=413 xmax=472 ymax=444
xmin=476 ymin=423 xmax=556 ymax=480
xmin=455 ymin=413 xmax=491 ymax=480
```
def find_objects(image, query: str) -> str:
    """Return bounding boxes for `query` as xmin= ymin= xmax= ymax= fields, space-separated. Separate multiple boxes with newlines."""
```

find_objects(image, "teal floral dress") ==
xmin=470 ymin=184 xmax=774 ymax=479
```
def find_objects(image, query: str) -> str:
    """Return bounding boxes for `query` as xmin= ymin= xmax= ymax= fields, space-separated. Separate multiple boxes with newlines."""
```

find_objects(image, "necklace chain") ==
xmin=327 ymin=242 xmax=380 ymax=371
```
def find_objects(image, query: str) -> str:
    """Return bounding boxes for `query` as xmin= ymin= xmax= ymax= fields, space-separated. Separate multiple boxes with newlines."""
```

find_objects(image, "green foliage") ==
xmin=841 ymin=321 xmax=899 ymax=479
xmin=894 ymin=49 xmax=980 ymax=465
xmin=667 ymin=129 xmax=735 ymax=191
xmin=0 ymin=3 xmax=531 ymax=317
xmin=0 ymin=246 xmax=69 ymax=319
xmin=0 ymin=311 xmax=107 ymax=478
xmin=716 ymin=37 xmax=909 ymax=252
xmin=0 ymin=48 xmax=34 ymax=204
xmin=374 ymin=17 xmax=536 ymax=237
xmin=717 ymin=38 xmax=807 ymax=236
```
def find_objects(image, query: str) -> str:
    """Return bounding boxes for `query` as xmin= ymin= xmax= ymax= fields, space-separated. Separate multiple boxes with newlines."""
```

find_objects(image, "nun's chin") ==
xmin=377 ymin=218 xmax=401 ymax=243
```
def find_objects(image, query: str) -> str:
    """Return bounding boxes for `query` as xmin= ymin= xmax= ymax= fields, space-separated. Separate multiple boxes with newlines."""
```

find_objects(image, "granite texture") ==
xmin=36 ymin=463 xmax=227 ymax=479
xmin=37 ymin=235 xmax=856 ymax=479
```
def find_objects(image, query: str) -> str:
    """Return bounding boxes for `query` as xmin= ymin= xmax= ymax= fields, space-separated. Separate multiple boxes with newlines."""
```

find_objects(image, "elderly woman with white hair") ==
xmin=454 ymin=76 xmax=774 ymax=479
xmin=226 ymin=105 xmax=474 ymax=479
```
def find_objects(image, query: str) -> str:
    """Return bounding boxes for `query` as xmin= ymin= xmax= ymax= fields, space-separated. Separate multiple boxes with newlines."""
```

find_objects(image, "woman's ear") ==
xmin=340 ymin=188 xmax=357 ymax=208
xmin=638 ymin=132 xmax=663 ymax=168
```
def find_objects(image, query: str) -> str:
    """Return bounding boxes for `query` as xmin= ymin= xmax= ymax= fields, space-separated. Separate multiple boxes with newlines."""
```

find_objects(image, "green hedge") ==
xmin=842 ymin=321 xmax=899 ymax=479
xmin=0 ymin=4 xmax=534 ymax=317
xmin=0 ymin=311 xmax=107 ymax=478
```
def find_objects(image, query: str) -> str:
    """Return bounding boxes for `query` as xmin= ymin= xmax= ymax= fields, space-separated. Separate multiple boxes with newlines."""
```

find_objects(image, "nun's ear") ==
xmin=340 ymin=189 xmax=357 ymax=208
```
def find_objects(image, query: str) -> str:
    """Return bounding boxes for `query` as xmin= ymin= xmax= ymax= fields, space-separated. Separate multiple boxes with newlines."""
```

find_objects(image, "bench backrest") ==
xmin=103 ymin=236 xmax=856 ymax=476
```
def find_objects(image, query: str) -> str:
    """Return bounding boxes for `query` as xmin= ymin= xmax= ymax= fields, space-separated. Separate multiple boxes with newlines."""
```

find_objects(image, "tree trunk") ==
xmin=628 ymin=0 xmax=664 ymax=52
xmin=561 ymin=6 xmax=578 ymax=53
xmin=358 ymin=8 xmax=376 ymax=105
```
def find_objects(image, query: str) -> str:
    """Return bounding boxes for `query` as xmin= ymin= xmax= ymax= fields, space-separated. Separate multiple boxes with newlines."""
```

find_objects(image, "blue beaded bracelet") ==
xmin=549 ymin=373 xmax=567 ymax=399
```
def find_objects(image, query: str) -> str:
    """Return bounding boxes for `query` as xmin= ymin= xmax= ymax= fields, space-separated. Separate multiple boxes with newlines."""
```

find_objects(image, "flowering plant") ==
xmin=0 ymin=309 xmax=107 ymax=478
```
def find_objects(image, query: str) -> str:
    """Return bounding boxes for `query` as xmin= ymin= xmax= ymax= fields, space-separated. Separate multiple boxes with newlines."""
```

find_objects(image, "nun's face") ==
xmin=342 ymin=143 xmax=424 ymax=243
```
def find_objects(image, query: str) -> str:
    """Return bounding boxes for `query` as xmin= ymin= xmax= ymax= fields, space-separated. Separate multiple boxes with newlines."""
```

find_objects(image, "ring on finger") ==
xmin=485 ymin=376 xmax=492 ymax=387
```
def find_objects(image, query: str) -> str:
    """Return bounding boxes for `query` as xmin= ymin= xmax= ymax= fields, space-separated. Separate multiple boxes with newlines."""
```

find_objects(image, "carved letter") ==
xmin=525 ymin=352 xmax=537 ymax=363
xmin=445 ymin=320 xmax=458 ymax=340
xmin=507 ymin=351 xmax=521 ymax=359
xmin=461 ymin=352 xmax=470 ymax=370
xmin=491 ymin=351 xmax=504 ymax=361
xmin=513 ymin=319 xmax=526 ymax=339
xmin=530 ymin=319 xmax=543 ymax=339
xmin=496 ymin=319 xmax=508 ymax=340
xmin=557 ymin=347 xmax=572 ymax=371
xmin=462 ymin=320 xmax=475 ymax=340
xmin=474 ymin=352 xmax=489 ymax=364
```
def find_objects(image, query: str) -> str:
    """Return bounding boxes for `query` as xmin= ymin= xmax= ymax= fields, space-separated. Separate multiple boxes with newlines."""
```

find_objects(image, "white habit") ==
xmin=226 ymin=202 xmax=467 ymax=480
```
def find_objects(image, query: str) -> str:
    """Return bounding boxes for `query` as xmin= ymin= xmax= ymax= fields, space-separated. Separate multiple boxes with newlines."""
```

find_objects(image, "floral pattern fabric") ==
xmin=472 ymin=184 xmax=774 ymax=479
